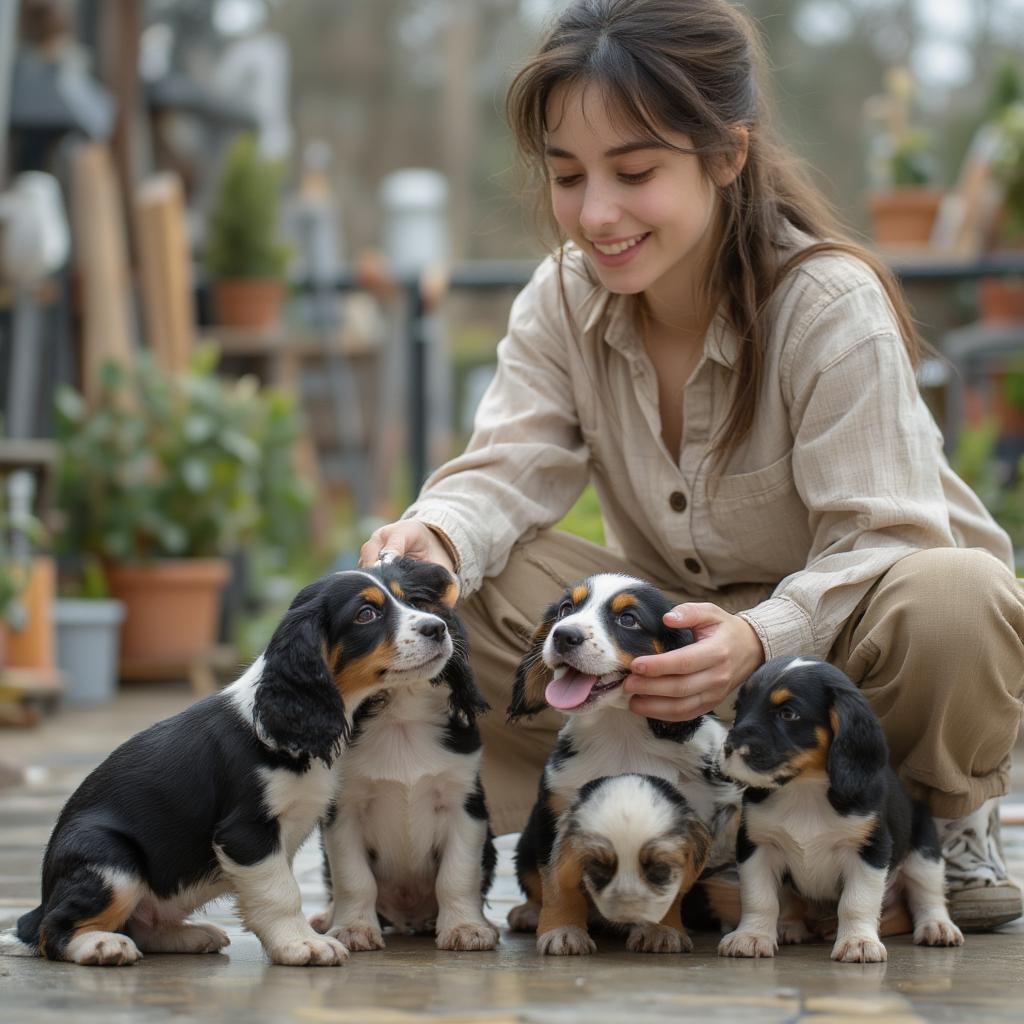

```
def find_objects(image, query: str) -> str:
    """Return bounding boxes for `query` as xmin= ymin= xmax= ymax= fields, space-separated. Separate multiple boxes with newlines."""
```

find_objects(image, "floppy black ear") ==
xmin=431 ymin=607 xmax=490 ymax=724
xmin=507 ymin=613 xmax=556 ymax=721
xmin=254 ymin=595 xmax=348 ymax=766
xmin=826 ymin=681 xmax=889 ymax=813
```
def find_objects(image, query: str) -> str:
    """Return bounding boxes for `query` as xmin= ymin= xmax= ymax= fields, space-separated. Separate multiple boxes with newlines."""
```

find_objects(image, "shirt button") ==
xmin=669 ymin=491 xmax=687 ymax=512
xmin=684 ymin=557 xmax=702 ymax=574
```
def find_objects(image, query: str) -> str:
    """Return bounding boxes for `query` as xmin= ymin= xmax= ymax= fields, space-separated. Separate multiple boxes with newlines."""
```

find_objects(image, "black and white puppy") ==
xmin=539 ymin=773 xmax=712 ymax=954
xmin=506 ymin=573 xmax=741 ymax=955
xmin=718 ymin=656 xmax=964 ymax=963
xmin=4 ymin=560 xmax=462 ymax=967
xmin=312 ymin=563 xmax=498 ymax=953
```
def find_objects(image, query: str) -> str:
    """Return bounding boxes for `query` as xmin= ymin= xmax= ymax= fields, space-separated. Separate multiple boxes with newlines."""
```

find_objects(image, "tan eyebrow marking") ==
xmin=611 ymin=593 xmax=638 ymax=613
xmin=769 ymin=688 xmax=792 ymax=706
xmin=360 ymin=587 xmax=386 ymax=607
xmin=388 ymin=581 xmax=405 ymax=600
xmin=571 ymin=585 xmax=589 ymax=605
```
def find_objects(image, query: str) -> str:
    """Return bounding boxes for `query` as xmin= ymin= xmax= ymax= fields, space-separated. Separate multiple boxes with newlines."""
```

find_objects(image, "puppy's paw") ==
xmin=436 ymin=921 xmax=499 ymax=951
xmin=626 ymin=923 xmax=690 ymax=954
xmin=328 ymin=922 xmax=385 ymax=951
xmin=913 ymin=916 xmax=964 ymax=948
xmin=831 ymin=934 xmax=887 ymax=963
xmin=308 ymin=905 xmax=333 ymax=934
xmin=537 ymin=925 xmax=596 ymax=956
xmin=66 ymin=931 xmax=143 ymax=966
xmin=177 ymin=922 xmax=231 ymax=953
xmin=718 ymin=929 xmax=776 ymax=958
xmin=268 ymin=935 xmax=349 ymax=966
xmin=777 ymin=917 xmax=814 ymax=945
xmin=507 ymin=901 xmax=540 ymax=933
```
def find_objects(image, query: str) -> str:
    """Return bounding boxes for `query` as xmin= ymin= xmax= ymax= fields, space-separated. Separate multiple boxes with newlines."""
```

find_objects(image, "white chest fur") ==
xmin=259 ymin=760 xmax=337 ymax=860
xmin=745 ymin=779 xmax=878 ymax=901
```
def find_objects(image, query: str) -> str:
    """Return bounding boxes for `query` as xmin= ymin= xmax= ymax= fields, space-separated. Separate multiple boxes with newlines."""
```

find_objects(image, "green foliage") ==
xmin=557 ymin=485 xmax=605 ymax=546
xmin=205 ymin=133 xmax=290 ymax=280
xmin=54 ymin=346 xmax=314 ymax=564
xmin=993 ymin=103 xmax=1024 ymax=243
xmin=951 ymin=420 xmax=1024 ymax=551
xmin=889 ymin=129 xmax=938 ymax=187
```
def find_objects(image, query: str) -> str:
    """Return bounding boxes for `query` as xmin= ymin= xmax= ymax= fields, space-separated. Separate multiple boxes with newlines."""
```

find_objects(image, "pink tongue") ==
xmin=545 ymin=669 xmax=599 ymax=710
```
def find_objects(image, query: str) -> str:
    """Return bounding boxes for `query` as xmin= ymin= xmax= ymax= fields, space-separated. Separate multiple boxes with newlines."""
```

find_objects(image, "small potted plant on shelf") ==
xmin=206 ymin=133 xmax=291 ymax=329
xmin=981 ymin=98 xmax=1024 ymax=321
xmin=54 ymin=345 xmax=309 ymax=680
xmin=865 ymin=70 xmax=943 ymax=246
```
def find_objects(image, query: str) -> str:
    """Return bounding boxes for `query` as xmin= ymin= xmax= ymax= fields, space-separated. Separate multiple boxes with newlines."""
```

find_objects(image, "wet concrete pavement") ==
xmin=2 ymin=684 xmax=1022 ymax=1023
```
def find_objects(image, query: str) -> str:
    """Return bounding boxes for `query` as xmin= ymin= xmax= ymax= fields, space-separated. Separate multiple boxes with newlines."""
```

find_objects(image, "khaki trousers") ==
xmin=459 ymin=531 xmax=1024 ymax=835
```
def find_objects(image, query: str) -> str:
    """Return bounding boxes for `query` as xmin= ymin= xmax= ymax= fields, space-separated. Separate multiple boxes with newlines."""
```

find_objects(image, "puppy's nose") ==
xmin=416 ymin=617 xmax=447 ymax=642
xmin=552 ymin=625 xmax=585 ymax=654
xmin=723 ymin=741 xmax=734 ymax=758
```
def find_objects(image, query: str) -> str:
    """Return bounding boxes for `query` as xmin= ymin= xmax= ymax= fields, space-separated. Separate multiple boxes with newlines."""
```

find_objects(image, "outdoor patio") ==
xmin=1 ymin=683 xmax=1022 ymax=1024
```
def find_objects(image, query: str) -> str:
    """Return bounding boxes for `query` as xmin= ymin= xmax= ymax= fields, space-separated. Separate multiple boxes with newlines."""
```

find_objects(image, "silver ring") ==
xmin=376 ymin=548 xmax=399 ymax=565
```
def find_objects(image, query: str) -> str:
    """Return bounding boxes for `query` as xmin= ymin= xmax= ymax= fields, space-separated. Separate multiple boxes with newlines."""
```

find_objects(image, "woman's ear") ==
xmin=713 ymin=124 xmax=749 ymax=187
xmin=507 ymin=616 xmax=556 ymax=721
xmin=254 ymin=595 xmax=348 ymax=765
xmin=825 ymin=683 xmax=889 ymax=813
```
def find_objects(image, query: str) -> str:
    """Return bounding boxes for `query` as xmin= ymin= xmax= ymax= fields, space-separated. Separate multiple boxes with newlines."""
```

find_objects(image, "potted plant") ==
xmin=206 ymin=133 xmax=291 ymax=329
xmin=866 ymin=70 xmax=943 ymax=246
xmin=53 ymin=345 xmax=302 ymax=678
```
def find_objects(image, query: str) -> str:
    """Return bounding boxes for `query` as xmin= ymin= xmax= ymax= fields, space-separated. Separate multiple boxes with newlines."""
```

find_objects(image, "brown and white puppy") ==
xmin=539 ymin=773 xmax=711 ymax=954
xmin=719 ymin=656 xmax=964 ymax=963
xmin=2 ymin=559 xmax=467 ymax=967
xmin=506 ymin=573 xmax=741 ymax=955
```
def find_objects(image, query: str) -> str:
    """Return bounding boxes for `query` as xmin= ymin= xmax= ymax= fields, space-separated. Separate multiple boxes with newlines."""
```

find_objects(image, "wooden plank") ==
xmin=70 ymin=143 xmax=136 ymax=402
xmin=135 ymin=173 xmax=194 ymax=374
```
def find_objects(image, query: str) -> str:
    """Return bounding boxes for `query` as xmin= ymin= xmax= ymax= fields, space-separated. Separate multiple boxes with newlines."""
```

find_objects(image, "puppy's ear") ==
xmin=254 ymin=590 xmax=348 ymax=764
xmin=681 ymin=818 xmax=713 ymax=894
xmin=826 ymin=681 xmax=889 ymax=813
xmin=432 ymin=609 xmax=490 ymax=724
xmin=507 ymin=614 xmax=556 ymax=721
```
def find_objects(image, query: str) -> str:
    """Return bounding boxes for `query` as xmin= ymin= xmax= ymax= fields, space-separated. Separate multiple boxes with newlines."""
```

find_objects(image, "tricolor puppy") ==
xmin=506 ymin=573 xmax=741 ymax=955
xmin=312 ymin=567 xmax=498 ymax=953
xmin=718 ymin=656 xmax=964 ymax=963
xmin=3 ymin=559 xmax=462 ymax=967
xmin=541 ymin=774 xmax=712 ymax=954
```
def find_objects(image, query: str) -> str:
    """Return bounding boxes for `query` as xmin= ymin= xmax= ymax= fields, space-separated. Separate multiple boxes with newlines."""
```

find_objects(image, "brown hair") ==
xmin=506 ymin=0 xmax=926 ymax=462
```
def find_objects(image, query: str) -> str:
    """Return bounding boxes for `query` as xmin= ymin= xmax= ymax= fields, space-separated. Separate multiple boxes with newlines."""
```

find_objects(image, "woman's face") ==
xmin=544 ymin=83 xmax=720 ymax=314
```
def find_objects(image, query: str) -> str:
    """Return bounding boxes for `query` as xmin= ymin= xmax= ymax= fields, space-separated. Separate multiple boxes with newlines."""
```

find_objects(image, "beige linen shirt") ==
xmin=404 ymin=246 xmax=1013 ymax=660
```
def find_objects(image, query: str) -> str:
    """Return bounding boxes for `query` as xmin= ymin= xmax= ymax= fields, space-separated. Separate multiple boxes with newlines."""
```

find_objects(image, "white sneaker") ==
xmin=937 ymin=798 xmax=1022 ymax=931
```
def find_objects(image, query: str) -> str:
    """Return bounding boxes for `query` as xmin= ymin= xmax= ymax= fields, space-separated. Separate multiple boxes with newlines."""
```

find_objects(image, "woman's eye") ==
xmin=355 ymin=606 xmax=380 ymax=624
xmin=550 ymin=173 xmax=582 ymax=187
xmin=619 ymin=169 xmax=654 ymax=184
xmin=556 ymin=601 xmax=573 ymax=620
xmin=778 ymin=707 xmax=800 ymax=722
xmin=617 ymin=611 xmax=640 ymax=629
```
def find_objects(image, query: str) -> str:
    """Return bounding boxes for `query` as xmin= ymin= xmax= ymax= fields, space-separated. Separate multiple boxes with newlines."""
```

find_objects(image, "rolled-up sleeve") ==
xmin=404 ymin=258 xmax=591 ymax=594
xmin=738 ymin=281 xmax=957 ymax=658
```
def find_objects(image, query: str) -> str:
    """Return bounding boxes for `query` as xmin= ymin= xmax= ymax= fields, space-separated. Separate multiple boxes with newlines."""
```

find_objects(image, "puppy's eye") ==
xmin=616 ymin=611 xmax=640 ymax=629
xmin=355 ymin=606 xmax=381 ymax=624
xmin=556 ymin=600 xmax=573 ymax=620
xmin=777 ymin=707 xmax=800 ymax=722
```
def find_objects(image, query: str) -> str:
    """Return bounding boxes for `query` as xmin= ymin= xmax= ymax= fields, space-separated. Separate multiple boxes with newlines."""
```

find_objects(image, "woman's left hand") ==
xmin=623 ymin=603 xmax=764 ymax=721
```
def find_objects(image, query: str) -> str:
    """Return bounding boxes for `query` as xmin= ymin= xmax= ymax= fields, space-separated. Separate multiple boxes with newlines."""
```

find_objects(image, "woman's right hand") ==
xmin=358 ymin=520 xmax=456 ymax=575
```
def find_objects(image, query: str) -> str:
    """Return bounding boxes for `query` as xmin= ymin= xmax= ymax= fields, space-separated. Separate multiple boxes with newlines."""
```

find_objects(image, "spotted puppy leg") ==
xmin=831 ymin=857 xmax=888 ymax=963
xmin=537 ymin=842 xmax=595 ymax=956
xmin=903 ymin=851 xmax=964 ymax=948
xmin=435 ymin=803 xmax=499 ymax=951
xmin=320 ymin=815 xmax=385 ymax=952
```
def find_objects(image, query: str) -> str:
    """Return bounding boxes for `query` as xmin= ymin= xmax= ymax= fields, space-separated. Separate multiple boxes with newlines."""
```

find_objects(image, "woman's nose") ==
xmin=579 ymin=181 xmax=619 ymax=236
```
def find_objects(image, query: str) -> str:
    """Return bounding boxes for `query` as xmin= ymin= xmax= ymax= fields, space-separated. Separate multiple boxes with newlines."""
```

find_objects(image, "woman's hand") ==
xmin=359 ymin=520 xmax=455 ymax=575
xmin=623 ymin=603 xmax=764 ymax=721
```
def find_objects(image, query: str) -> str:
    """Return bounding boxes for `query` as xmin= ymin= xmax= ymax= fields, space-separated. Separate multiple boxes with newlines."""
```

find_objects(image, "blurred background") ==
xmin=1 ymin=0 xmax=1024 ymax=727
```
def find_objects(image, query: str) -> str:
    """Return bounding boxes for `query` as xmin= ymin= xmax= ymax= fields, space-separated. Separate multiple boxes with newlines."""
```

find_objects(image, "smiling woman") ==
xmin=360 ymin=0 xmax=1024 ymax=933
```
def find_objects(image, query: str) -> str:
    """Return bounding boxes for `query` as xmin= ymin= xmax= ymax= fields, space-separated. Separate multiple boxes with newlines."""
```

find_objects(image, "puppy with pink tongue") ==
xmin=506 ymin=573 xmax=743 ymax=954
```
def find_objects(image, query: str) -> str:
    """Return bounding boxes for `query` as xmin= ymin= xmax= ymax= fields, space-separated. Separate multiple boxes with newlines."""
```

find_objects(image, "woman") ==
xmin=361 ymin=0 xmax=1023 ymax=931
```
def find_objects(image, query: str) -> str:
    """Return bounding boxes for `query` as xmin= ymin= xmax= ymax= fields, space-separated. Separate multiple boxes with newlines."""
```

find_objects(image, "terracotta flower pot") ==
xmin=106 ymin=559 xmax=230 ymax=676
xmin=867 ymin=187 xmax=944 ymax=245
xmin=211 ymin=278 xmax=285 ymax=329
xmin=978 ymin=277 xmax=1024 ymax=323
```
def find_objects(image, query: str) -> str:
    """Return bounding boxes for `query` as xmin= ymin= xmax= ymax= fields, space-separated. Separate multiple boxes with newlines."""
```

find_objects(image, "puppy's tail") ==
xmin=0 ymin=906 xmax=42 ymax=956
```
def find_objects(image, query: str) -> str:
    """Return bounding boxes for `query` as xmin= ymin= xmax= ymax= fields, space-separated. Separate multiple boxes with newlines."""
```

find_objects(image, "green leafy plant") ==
xmin=992 ymin=102 xmax=1024 ymax=244
xmin=889 ymin=129 xmax=939 ymax=187
xmin=952 ymin=419 xmax=1024 ymax=551
xmin=54 ymin=345 xmax=313 ymax=565
xmin=205 ymin=133 xmax=290 ymax=280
